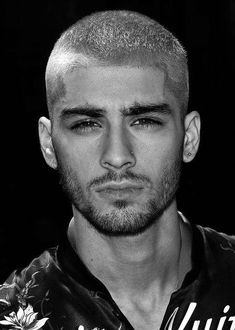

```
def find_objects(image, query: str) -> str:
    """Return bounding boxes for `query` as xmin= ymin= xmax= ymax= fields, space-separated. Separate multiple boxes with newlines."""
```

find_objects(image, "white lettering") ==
xmin=178 ymin=303 xmax=197 ymax=330
xmin=192 ymin=320 xmax=200 ymax=329
xmin=164 ymin=302 xmax=235 ymax=330
xmin=228 ymin=316 xmax=235 ymax=330
xmin=205 ymin=318 xmax=213 ymax=330
xmin=164 ymin=303 xmax=197 ymax=330
xmin=224 ymin=306 xmax=230 ymax=314
xmin=217 ymin=316 xmax=227 ymax=330
xmin=164 ymin=307 xmax=179 ymax=330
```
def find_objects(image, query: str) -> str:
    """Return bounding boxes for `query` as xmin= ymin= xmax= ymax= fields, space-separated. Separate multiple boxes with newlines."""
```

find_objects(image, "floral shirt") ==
xmin=0 ymin=223 xmax=235 ymax=330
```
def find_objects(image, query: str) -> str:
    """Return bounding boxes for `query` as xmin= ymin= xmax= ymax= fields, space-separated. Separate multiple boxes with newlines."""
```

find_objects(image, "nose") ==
xmin=100 ymin=126 xmax=136 ymax=170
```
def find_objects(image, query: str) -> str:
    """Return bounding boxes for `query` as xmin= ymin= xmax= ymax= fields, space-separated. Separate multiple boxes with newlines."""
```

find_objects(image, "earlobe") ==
xmin=38 ymin=117 xmax=58 ymax=169
xmin=183 ymin=111 xmax=201 ymax=163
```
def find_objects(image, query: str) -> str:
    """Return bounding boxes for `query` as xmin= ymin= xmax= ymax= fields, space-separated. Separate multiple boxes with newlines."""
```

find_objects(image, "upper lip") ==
xmin=96 ymin=183 xmax=143 ymax=191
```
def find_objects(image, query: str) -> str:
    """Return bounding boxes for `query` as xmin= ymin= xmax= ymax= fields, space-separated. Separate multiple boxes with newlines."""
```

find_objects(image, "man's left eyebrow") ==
xmin=121 ymin=103 xmax=173 ymax=116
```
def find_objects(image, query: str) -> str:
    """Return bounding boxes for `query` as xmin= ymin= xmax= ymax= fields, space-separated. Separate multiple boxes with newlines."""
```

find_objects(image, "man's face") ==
xmin=51 ymin=66 xmax=185 ymax=236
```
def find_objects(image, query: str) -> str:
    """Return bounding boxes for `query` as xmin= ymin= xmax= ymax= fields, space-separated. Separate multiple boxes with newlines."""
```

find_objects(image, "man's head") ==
xmin=39 ymin=10 xmax=200 ymax=237
xmin=45 ymin=10 xmax=189 ymax=121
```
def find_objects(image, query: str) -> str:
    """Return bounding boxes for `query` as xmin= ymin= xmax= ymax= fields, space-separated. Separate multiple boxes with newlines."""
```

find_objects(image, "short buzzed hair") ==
xmin=46 ymin=10 xmax=189 ymax=119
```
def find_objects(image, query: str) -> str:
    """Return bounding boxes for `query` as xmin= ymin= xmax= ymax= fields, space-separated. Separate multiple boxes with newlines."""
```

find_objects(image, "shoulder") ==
xmin=197 ymin=225 xmax=235 ymax=264
xmin=198 ymin=225 xmax=235 ymax=248
xmin=0 ymin=247 xmax=58 ymax=312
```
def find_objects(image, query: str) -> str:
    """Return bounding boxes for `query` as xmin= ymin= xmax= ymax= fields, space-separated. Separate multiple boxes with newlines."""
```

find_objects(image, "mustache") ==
xmin=89 ymin=170 xmax=150 ymax=189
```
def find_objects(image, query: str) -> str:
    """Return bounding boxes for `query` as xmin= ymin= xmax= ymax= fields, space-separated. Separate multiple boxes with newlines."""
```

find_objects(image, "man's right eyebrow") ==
xmin=59 ymin=107 xmax=107 ymax=119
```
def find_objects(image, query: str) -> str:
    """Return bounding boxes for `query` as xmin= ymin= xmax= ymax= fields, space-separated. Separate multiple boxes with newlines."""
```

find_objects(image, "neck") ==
xmin=67 ymin=203 xmax=192 ymax=297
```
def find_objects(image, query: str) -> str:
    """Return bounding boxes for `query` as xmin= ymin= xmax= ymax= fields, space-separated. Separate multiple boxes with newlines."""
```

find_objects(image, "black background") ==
xmin=2 ymin=0 xmax=235 ymax=281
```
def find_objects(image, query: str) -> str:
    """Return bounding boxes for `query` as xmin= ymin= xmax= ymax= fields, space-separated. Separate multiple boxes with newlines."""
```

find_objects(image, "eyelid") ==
xmin=70 ymin=119 xmax=102 ymax=132
xmin=131 ymin=116 xmax=164 ymax=124
xmin=69 ymin=116 xmax=164 ymax=133
xmin=71 ymin=118 xmax=101 ymax=126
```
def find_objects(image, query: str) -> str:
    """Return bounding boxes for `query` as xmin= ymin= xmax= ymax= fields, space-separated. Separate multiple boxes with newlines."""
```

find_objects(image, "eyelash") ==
xmin=71 ymin=118 xmax=163 ymax=132
xmin=134 ymin=118 xmax=163 ymax=128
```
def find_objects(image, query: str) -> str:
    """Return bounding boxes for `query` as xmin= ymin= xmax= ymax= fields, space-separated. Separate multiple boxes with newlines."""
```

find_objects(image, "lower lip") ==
xmin=97 ymin=188 xmax=144 ymax=199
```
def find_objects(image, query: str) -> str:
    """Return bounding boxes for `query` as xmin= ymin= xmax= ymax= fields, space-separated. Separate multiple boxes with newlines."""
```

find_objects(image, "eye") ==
xmin=71 ymin=120 xmax=101 ymax=132
xmin=132 ymin=118 xmax=163 ymax=128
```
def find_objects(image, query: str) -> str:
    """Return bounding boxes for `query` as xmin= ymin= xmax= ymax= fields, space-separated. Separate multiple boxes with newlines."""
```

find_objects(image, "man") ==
xmin=0 ymin=10 xmax=234 ymax=330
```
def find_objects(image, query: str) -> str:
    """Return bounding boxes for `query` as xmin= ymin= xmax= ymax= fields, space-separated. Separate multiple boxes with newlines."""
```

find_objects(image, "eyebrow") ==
xmin=59 ymin=102 xmax=172 ymax=120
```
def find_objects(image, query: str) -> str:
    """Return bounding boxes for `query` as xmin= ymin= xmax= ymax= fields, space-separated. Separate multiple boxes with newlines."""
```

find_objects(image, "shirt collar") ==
xmin=57 ymin=230 xmax=112 ymax=295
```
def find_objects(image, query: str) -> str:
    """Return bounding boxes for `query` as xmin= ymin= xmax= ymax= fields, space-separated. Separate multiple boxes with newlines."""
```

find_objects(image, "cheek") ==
xmin=53 ymin=135 xmax=98 ymax=179
xmin=137 ymin=134 xmax=181 ymax=160
xmin=136 ymin=135 xmax=183 ymax=175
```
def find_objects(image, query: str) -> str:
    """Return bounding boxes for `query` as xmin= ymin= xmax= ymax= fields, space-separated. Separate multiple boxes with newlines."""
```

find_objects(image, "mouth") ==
xmin=96 ymin=184 xmax=144 ymax=199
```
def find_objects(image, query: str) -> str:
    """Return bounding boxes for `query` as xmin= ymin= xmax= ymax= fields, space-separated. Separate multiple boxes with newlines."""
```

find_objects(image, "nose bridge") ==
xmin=100 ymin=123 xmax=135 ymax=169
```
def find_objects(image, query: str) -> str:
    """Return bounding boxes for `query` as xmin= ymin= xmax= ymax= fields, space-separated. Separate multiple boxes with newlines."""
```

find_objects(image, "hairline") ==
xmin=46 ymin=52 xmax=188 ymax=120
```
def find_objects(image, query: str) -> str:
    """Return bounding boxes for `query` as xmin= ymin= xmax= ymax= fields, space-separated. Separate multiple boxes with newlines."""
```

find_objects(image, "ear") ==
xmin=38 ymin=117 xmax=58 ymax=169
xmin=183 ymin=111 xmax=201 ymax=163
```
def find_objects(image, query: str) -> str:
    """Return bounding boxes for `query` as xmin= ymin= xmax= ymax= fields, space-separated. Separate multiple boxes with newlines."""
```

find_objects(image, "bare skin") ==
xmin=67 ymin=207 xmax=192 ymax=329
xmin=39 ymin=66 xmax=200 ymax=329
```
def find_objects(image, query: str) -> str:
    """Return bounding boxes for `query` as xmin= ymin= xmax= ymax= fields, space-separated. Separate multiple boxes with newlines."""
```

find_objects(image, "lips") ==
xmin=96 ymin=183 xmax=143 ymax=192
xmin=95 ymin=183 xmax=144 ymax=199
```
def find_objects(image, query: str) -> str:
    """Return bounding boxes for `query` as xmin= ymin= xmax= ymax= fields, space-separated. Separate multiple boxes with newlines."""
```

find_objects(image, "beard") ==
xmin=56 ymin=152 xmax=182 ymax=237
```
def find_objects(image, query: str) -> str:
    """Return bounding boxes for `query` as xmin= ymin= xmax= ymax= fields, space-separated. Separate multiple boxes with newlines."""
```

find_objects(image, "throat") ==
xmin=112 ymin=289 xmax=172 ymax=330
xmin=96 ymin=224 xmax=184 ymax=296
xmin=97 ymin=255 xmax=181 ymax=297
xmin=69 ymin=209 xmax=192 ymax=303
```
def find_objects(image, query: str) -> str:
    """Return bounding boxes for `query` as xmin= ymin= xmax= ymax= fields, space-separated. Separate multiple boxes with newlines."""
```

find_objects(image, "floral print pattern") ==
xmin=0 ymin=304 xmax=48 ymax=329
xmin=0 ymin=265 xmax=108 ymax=330
xmin=0 ymin=269 xmax=50 ymax=329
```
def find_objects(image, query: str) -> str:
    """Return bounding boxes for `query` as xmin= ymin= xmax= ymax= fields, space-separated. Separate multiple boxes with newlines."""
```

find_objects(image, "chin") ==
xmin=74 ymin=198 xmax=167 ymax=237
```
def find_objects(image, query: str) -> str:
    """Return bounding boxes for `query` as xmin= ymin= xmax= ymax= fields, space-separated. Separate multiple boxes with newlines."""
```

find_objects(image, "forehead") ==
xmin=55 ymin=66 xmax=180 ymax=114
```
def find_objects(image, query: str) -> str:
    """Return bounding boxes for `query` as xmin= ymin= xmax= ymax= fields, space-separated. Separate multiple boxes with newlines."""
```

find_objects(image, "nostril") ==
xmin=100 ymin=147 xmax=135 ymax=170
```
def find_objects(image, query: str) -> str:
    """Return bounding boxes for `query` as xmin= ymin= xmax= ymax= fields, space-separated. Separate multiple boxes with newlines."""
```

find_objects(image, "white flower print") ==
xmin=0 ymin=303 xmax=48 ymax=329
